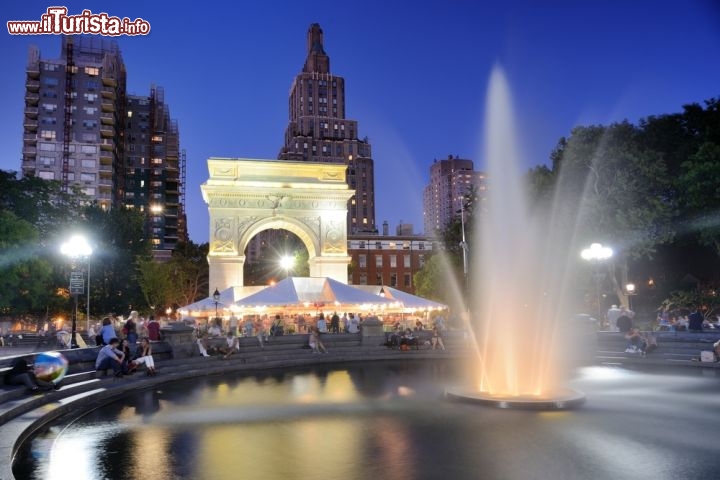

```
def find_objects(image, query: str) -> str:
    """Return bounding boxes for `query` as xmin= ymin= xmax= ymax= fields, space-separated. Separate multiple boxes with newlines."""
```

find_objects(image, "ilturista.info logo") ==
xmin=7 ymin=7 xmax=151 ymax=36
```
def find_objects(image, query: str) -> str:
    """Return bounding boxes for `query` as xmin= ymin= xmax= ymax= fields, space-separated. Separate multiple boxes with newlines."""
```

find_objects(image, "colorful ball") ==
xmin=33 ymin=352 xmax=69 ymax=384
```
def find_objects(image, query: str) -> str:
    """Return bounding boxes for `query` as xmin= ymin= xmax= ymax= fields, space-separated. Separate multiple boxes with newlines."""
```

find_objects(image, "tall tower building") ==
xmin=22 ymin=36 xmax=126 ymax=210
xmin=21 ymin=36 xmax=187 ymax=256
xmin=423 ymin=155 xmax=486 ymax=235
xmin=279 ymin=23 xmax=376 ymax=234
xmin=125 ymin=86 xmax=185 ymax=259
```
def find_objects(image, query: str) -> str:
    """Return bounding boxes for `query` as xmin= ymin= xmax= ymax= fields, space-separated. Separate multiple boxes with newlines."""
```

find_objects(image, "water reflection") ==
xmin=14 ymin=362 xmax=720 ymax=480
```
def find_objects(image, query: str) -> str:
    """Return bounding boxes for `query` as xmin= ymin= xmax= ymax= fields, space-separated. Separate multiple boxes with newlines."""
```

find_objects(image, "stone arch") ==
xmin=239 ymin=216 xmax=319 ymax=260
xmin=201 ymin=158 xmax=353 ymax=292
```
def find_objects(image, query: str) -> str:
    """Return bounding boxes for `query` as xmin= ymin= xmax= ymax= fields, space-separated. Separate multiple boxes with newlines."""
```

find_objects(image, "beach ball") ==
xmin=33 ymin=352 xmax=69 ymax=384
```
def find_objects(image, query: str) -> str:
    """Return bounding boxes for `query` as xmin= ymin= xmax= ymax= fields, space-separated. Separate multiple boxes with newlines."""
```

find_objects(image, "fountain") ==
xmin=446 ymin=66 xmax=587 ymax=409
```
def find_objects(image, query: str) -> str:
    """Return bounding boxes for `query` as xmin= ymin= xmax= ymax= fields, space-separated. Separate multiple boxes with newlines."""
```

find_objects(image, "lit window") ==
xmin=84 ymin=67 xmax=99 ymax=75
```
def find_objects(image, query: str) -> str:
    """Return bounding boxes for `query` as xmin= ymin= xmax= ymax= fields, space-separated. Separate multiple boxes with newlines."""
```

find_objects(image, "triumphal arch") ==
xmin=201 ymin=157 xmax=353 ymax=291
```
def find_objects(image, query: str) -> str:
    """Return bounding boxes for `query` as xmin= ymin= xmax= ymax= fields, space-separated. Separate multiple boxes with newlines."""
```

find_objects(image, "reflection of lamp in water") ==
xmin=581 ymin=243 xmax=613 ymax=321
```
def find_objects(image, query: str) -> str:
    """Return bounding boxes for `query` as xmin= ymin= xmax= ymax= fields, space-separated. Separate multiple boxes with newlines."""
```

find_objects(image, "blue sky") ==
xmin=2 ymin=1 xmax=719 ymax=243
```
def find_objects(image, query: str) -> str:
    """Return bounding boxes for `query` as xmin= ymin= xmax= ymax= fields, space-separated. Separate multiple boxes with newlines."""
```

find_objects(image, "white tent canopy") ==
xmin=355 ymin=285 xmax=448 ymax=311
xmin=178 ymin=286 xmax=262 ymax=317
xmin=233 ymin=277 xmax=399 ymax=311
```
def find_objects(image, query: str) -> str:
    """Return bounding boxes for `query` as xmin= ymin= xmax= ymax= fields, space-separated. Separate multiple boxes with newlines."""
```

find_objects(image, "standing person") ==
xmin=228 ymin=314 xmax=239 ymax=337
xmin=431 ymin=326 xmax=446 ymax=350
xmin=146 ymin=315 xmax=161 ymax=341
xmin=348 ymin=314 xmax=360 ymax=334
xmin=100 ymin=317 xmax=116 ymax=346
xmin=132 ymin=337 xmax=156 ymax=375
xmin=270 ymin=315 xmax=284 ymax=336
xmin=606 ymin=305 xmax=623 ymax=332
xmin=87 ymin=323 xmax=97 ymax=346
xmin=688 ymin=307 xmax=704 ymax=331
xmin=95 ymin=338 xmax=126 ymax=377
xmin=317 ymin=313 xmax=328 ymax=333
xmin=330 ymin=312 xmax=340 ymax=333
xmin=254 ymin=317 xmax=265 ymax=347
xmin=342 ymin=313 xmax=349 ymax=333
xmin=124 ymin=311 xmax=139 ymax=357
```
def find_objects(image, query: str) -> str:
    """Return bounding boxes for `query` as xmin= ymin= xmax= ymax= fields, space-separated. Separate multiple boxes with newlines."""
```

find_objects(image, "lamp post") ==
xmin=581 ymin=243 xmax=613 ymax=323
xmin=60 ymin=234 xmax=93 ymax=348
xmin=458 ymin=199 xmax=469 ymax=312
xmin=625 ymin=283 xmax=636 ymax=310
xmin=212 ymin=287 xmax=220 ymax=318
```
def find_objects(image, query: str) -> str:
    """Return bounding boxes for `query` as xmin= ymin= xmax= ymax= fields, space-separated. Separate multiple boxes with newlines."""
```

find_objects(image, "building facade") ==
xmin=347 ymin=232 xmax=434 ymax=295
xmin=21 ymin=36 xmax=186 ymax=257
xmin=278 ymin=23 xmax=376 ymax=234
xmin=22 ymin=36 xmax=126 ymax=211
xmin=423 ymin=155 xmax=486 ymax=235
xmin=125 ymin=87 xmax=185 ymax=258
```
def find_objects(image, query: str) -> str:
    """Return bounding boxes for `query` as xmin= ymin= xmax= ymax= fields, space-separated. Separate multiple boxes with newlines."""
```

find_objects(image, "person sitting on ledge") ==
xmin=197 ymin=333 xmax=216 ymax=357
xmin=95 ymin=337 xmax=126 ymax=377
xmin=400 ymin=329 xmax=418 ymax=350
xmin=221 ymin=330 xmax=240 ymax=359
xmin=131 ymin=337 xmax=156 ymax=375
xmin=4 ymin=356 xmax=57 ymax=393
xmin=624 ymin=328 xmax=648 ymax=356
xmin=308 ymin=326 xmax=328 ymax=354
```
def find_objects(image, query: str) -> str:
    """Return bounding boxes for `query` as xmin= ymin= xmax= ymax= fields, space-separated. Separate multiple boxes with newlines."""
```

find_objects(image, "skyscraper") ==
xmin=20 ymin=36 xmax=187 ymax=257
xmin=279 ymin=23 xmax=376 ymax=234
xmin=125 ymin=86 xmax=185 ymax=258
xmin=423 ymin=155 xmax=486 ymax=235
xmin=22 ymin=36 xmax=126 ymax=211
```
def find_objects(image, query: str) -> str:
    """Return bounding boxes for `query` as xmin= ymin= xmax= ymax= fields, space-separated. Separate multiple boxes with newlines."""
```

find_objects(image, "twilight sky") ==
xmin=1 ymin=1 xmax=719 ymax=243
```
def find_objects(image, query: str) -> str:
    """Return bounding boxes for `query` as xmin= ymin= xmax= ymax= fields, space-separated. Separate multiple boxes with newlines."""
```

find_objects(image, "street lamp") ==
xmin=458 ymin=199 xmax=469 ymax=312
xmin=211 ymin=288 xmax=220 ymax=332
xmin=581 ymin=243 xmax=613 ymax=322
xmin=280 ymin=255 xmax=294 ymax=279
xmin=60 ymin=234 xmax=93 ymax=348
xmin=625 ymin=283 xmax=636 ymax=310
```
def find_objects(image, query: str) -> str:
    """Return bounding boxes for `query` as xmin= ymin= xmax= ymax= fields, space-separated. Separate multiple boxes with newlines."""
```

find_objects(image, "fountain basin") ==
xmin=445 ymin=386 xmax=586 ymax=410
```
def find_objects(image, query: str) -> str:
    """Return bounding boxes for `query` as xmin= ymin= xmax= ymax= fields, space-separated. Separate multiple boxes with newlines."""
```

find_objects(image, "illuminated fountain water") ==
xmin=446 ymin=66 xmax=586 ymax=409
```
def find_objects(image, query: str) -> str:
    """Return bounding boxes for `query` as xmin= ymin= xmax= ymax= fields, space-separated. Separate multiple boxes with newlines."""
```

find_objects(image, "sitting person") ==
xmin=308 ymin=326 xmax=328 ymax=354
xmin=400 ymin=329 xmax=418 ymax=350
xmin=95 ymin=338 xmax=126 ymax=377
xmin=431 ymin=326 xmax=445 ymax=350
xmin=4 ymin=356 xmax=57 ymax=393
xmin=220 ymin=331 xmax=240 ymax=359
xmin=386 ymin=325 xmax=403 ymax=348
xmin=207 ymin=320 xmax=222 ymax=338
xmin=197 ymin=333 xmax=216 ymax=357
xmin=131 ymin=337 xmax=156 ymax=375
xmin=624 ymin=328 xmax=648 ymax=355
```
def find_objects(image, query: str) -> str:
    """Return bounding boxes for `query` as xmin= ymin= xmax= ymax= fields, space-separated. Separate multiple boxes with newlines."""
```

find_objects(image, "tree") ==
xmin=0 ymin=211 xmax=55 ymax=317
xmin=81 ymin=205 xmax=150 ymax=315
xmin=136 ymin=241 xmax=210 ymax=312
xmin=547 ymin=122 xmax=676 ymax=308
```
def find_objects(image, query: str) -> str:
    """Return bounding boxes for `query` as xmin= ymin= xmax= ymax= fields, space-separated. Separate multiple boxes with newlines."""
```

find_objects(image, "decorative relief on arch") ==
xmin=302 ymin=216 xmax=321 ymax=235
xmin=212 ymin=217 xmax=236 ymax=254
xmin=323 ymin=220 xmax=345 ymax=254
xmin=236 ymin=216 xmax=260 ymax=238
